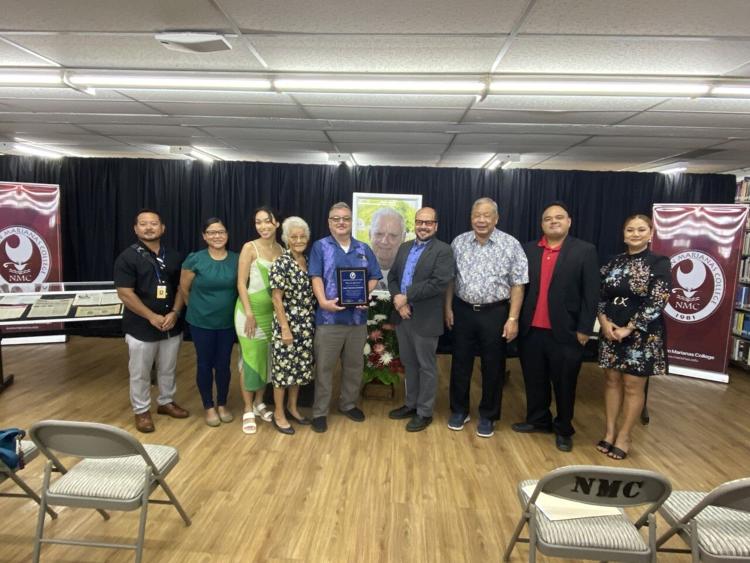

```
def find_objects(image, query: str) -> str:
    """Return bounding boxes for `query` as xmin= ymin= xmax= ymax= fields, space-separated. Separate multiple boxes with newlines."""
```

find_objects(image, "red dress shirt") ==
xmin=531 ymin=237 xmax=562 ymax=329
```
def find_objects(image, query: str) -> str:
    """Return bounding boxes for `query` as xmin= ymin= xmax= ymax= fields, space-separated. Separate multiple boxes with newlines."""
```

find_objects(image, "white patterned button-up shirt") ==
xmin=451 ymin=229 xmax=528 ymax=304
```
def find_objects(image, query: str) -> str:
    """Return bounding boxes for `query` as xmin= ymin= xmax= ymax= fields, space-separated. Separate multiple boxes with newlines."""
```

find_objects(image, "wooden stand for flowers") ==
xmin=362 ymin=378 xmax=396 ymax=400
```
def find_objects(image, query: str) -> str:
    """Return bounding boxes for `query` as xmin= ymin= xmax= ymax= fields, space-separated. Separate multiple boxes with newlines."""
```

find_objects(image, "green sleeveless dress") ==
xmin=234 ymin=242 xmax=276 ymax=391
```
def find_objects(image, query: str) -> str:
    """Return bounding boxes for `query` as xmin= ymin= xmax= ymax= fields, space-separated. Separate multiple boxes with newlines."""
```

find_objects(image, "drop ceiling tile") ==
xmin=0 ymin=40 xmax=53 ymax=66
xmin=353 ymin=153 xmax=439 ymax=166
xmin=0 ymin=0 xmax=229 ymax=31
xmin=224 ymin=0 xmax=526 ymax=33
xmin=465 ymin=109 xmax=634 ymax=125
xmin=337 ymin=143 xmax=446 ymax=154
xmin=328 ymin=120 xmax=455 ymax=132
xmin=477 ymin=95 xmax=665 ymax=112
xmin=306 ymin=106 xmax=465 ymax=121
xmin=524 ymin=0 xmax=750 ymax=36
xmin=453 ymin=133 xmax=588 ymax=146
xmin=0 ymin=122 xmax=88 ymax=135
xmin=581 ymin=135 xmax=725 ymax=149
xmin=180 ymin=116 xmax=330 ymax=129
xmin=223 ymin=139 xmax=334 ymax=151
xmin=0 ymin=87 xmax=130 ymax=101
xmin=250 ymin=35 xmax=501 ymax=72
xmin=560 ymin=146 xmax=681 ymax=160
xmin=200 ymin=127 xmax=329 ymax=141
xmin=123 ymin=90 xmax=296 ymax=104
xmin=1 ymin=98 xmax=161 ymax=114
xmin=622 ymin=112 xmax=750 ymax=128
xmin=81 ymin=123 xmax=202 ymax=136
xmin=496 ymin=36 xmax=750 ymax=75
xmin=144 ymin=101 xmax=306 ymax=119
xmin=9 ymin=35 xmax=263 ymax=71
xmin=655 ymin=98 xmax=750 ymax=113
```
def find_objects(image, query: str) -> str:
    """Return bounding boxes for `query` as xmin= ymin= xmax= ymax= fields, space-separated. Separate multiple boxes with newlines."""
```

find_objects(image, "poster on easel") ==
xmin=652 ymin=204 xmax=748 ymax=383
xmin=0 ymin=182 xmax=64 ymax=337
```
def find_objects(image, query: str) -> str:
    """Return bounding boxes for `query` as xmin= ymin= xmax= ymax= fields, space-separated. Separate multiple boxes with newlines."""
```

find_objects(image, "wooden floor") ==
xmin=1 ymin=336 xmax=749 ymax=563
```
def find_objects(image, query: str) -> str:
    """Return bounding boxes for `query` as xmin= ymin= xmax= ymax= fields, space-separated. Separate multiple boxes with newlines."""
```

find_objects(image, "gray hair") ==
xmin=471 ymin=197 xmax=498 ymax=216
xmin=329 ymin=202 xmax=351 ymax=214
xmin=281 ymin=216 xmax=310 ymax=247
xmin=369 ymin=206 xmax=405 ymax=234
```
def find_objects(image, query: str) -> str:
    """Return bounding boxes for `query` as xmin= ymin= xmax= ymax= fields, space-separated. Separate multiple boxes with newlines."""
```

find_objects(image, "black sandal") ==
xmin=608 ymin=446 xmax=628 ymax=460
xmin=596 ymin=440 xmax=613 ymax=454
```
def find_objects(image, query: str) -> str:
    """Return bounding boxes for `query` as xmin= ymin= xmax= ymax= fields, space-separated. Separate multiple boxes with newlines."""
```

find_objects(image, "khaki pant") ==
xmin=313 ymin=324 xmax=366 ymax=418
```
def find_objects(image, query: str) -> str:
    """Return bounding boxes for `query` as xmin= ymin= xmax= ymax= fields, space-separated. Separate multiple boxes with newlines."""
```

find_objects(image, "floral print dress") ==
xmin=598 ymin=249 xmax=671 ymax=376
xmin=269 ymin=250 xmax=315 ymax=388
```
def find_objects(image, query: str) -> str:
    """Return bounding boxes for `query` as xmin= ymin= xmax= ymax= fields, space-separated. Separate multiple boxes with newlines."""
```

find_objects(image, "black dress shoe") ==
xmin=556 ymin=434 xmax=573 ymax=452
xmin=338 ymin=407 xmax=365 ymax=422
xmin=406 ymin=414 xmax=433 ymax=432
xmin=511 ymin=422 xmax=553 ymax=434
xmin=389 ymin=405 xmax=416 ymax=420
xmin=311 ymin=416 xmax=328 ymax=433
xmin=272 ymin=416 xmax=295 ymax=435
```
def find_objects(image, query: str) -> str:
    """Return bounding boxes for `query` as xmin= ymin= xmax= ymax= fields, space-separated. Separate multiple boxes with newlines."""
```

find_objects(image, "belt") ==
xmin=456 ymin=298 xmax=508 ymax=312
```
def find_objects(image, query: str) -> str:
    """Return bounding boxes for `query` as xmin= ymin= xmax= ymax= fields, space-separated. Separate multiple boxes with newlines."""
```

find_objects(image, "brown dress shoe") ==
xmin=135 ymin=412 xmax=155 ymax=433
xmin=156 ymin=402 xmax=189 ymax=418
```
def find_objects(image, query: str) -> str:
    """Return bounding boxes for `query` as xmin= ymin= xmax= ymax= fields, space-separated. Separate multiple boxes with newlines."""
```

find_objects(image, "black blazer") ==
xmin=519 ymin=236 xmax=600 ymax=346
xmin=387 ymin=238 xmax=455 ymax=337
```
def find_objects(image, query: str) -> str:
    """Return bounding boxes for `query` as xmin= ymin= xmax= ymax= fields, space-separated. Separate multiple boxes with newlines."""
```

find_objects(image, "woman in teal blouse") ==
xmin=181 ymin=218 xmax=240 ymax=427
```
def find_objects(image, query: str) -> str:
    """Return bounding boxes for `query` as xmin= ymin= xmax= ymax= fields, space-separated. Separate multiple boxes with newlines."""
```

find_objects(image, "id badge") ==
xmin=156 ymin=285 xmax=168 ymax=299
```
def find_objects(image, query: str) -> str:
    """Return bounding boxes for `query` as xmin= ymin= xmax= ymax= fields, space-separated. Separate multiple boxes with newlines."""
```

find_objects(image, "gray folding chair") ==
xmin=503 ymin=465 xmax=672 ymax=563
xmin=29 ymin=420 xmax=191 ymax=563
xmin=0 ymin=439 xmax=57 ymax=518
xmin=656 ymin=477 xmax=750 ymax=562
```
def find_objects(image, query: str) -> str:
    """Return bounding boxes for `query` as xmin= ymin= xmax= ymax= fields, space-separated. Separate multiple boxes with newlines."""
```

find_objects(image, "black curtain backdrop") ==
xmin=0 ymin=155 xmax=735 ymax=282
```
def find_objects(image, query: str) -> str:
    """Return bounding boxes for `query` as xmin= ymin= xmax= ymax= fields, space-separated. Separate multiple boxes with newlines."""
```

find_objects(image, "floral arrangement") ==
xmin=363 ymin=290 xmax=404 ymax=385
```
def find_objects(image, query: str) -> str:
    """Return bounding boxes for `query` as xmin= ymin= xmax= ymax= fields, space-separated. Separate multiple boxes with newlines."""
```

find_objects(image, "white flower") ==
xmin=378 ymin=293 xmax=391 ymax=302
xmin=367 ymin=319 xmax=377 ymax=326
xmin=380 ymin=352 xmax=393 ymax=365
xmin=373 ymin=314 xmax=387 ymax=322
xmin=363 ymin=343 xmax=371 ymax=355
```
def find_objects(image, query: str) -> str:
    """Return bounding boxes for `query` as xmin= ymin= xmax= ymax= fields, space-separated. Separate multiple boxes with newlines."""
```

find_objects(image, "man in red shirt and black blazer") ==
xmin=513 ymin=202 xmax=599 ymax=452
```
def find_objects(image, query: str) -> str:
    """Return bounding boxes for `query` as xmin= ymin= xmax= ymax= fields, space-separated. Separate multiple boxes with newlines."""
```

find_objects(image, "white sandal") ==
xmin=242 ymin=411 xmax=257 ymax=434
xmin=253 ymin=402 xmax=273 ymax=422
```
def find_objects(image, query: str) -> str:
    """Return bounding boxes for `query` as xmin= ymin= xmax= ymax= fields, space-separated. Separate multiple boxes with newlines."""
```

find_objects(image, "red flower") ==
xmin=381 ymin=323 xmax=395 ymax=331
xmin=368 ymin=329 xmax=383 ymax=341
xmin=372 ymin=342 xmax=385 ymax=354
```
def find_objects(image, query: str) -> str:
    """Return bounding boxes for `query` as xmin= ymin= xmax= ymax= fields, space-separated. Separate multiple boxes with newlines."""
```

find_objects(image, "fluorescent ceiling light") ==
xmin=712 ymin=85 xmax=750 ymax=97
xmin=14 ymin=143 xmax=65 ymax=159
xmin=275 ymin=78 xmax=484 ymax=94
xmin=0 ymin=71 xmax=62 ymax=86
xmin=501 ymin=161 xmax=515 ymax=169
xmin=68 ymin=73 xmax=271 ymax=90
xmin=190 ymin=148 xmax=216 ymax=163
xmin=485 ymin=153 xmax=520 ymax=170
xmin=489 ymin=79 xmax=709 ymax=96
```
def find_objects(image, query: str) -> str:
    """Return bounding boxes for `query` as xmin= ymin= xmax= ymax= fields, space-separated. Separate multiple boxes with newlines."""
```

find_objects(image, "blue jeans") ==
xmin=190 ymin=325 xmax=235 ymax=409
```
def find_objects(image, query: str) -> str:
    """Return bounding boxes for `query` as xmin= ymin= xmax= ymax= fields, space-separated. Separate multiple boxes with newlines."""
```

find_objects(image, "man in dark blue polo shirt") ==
xmin=308 ymin=202 xmax=382 ymax=433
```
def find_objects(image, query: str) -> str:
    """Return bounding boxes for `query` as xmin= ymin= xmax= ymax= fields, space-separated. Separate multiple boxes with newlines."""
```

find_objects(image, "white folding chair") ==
xmin=29 ymin=420 xmax=191 ymax=563
xmin=657 ymin=477 xmax=750 ymax=562
xmin=503 ymin=465 xmax=672 ymax=563
xmin=0 ymin=439 xmax=57 ymax=518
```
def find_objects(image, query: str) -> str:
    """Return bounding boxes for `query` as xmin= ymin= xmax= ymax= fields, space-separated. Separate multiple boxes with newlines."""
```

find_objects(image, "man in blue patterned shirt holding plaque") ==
xmin=445 ymin=197 xmax=528 ymax=438
xmin=308 ymin=202 xmax=382 ymax=433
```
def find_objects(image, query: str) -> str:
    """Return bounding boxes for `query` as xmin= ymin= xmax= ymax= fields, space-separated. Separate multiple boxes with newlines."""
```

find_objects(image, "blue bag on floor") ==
xmin=0 ymin=428 xmax=25 ymax=470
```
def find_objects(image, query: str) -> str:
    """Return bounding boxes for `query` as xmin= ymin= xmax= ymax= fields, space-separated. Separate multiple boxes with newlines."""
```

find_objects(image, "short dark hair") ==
xmin=623 ymin=213 xmax=652 ymax=230
xmin=417 ymin=206 xmax=438 ymax=222
xmin=134 ymin=208 xmax=162 ymax=225
xmin=203 ymin=217 xmax=226 ymax=232
xmin=541 ymin=201 xmax=571 ymax=219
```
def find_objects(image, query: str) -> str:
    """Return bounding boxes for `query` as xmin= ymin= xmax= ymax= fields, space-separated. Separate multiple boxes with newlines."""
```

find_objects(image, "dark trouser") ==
xmin=396 ymin=319 xmax=439 ymax=417
xmin=449 ymin=298 xmax=508 ymax=421
xmin=518 ymin=328 xmax=584 ymax=437
xmin=190 ymin=325 xmax=236 ymax=409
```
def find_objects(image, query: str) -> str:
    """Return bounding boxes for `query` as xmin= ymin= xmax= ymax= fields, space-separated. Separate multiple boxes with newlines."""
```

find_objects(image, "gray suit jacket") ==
xmin=387 ymin=238 xmax=455 ymax=337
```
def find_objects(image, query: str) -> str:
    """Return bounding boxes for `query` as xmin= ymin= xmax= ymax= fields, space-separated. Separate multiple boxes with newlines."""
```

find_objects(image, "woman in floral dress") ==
xmin=597 ymin=214 xmax=671 ymax=460
xmin=269 ymin=216 xmax=315 ymax=434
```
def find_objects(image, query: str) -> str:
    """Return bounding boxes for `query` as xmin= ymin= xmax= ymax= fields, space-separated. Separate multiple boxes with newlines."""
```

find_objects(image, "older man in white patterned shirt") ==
xmin=444 ymin=197 xmax=528 ymax=438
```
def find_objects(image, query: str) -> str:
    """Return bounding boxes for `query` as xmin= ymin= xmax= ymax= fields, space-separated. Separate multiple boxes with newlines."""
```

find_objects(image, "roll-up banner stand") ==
xmin=0 ymin=182 xmax=65 ymax=343
xmin=652 ymin=204 xmax=748 ymax=383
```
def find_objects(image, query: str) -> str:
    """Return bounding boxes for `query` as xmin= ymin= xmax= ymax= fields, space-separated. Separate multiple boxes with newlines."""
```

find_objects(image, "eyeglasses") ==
xmin=415 ymin=220 xmax=437 ymax=226
xmin=329 ymin=216 xmax=352 ymax=223
xmin=205 ymin=230 xmax=227 ymax=236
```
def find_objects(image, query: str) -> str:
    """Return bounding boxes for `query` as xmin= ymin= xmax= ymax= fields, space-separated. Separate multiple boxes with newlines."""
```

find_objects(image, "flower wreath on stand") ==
xmin=363 ymin=290 xmax=404 ymax=386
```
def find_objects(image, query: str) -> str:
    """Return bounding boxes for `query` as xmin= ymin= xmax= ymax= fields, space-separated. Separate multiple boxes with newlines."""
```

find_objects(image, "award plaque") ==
xmin=336 ymin=267 xmax=368 ymax=307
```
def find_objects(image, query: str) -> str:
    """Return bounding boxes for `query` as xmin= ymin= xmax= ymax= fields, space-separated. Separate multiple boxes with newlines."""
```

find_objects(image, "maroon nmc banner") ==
xmin=652 ymin=204 xmax=748 ymax=383
xmin=0 ymin=182 xmax=63 ymax=333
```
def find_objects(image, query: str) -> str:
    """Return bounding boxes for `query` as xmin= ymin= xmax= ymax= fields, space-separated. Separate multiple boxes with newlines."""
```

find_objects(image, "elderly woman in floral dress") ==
xmin=269 ymin=216 xmax=316 ymax=434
